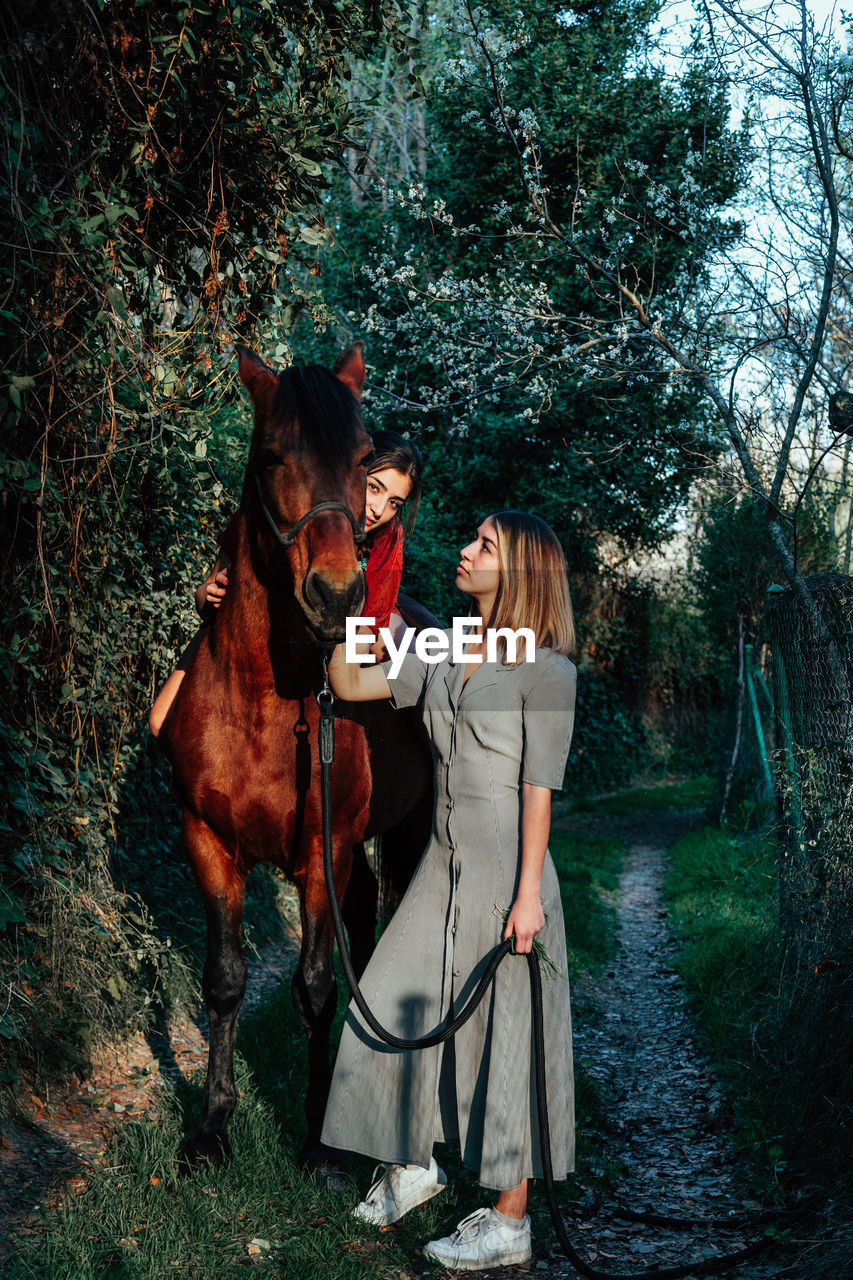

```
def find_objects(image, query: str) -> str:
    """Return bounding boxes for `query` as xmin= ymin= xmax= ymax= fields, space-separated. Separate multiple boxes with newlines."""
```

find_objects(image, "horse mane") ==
xmin=267 ymin=364 xmax=363 ymax=469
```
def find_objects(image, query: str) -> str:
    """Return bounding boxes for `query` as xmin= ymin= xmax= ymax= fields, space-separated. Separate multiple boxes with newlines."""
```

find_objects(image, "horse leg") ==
xmin=292 ymin=908 xmax=337 ymax=1167
xmin=181 ymin=814 xmax=248 ymax=1169
xmin=341 ymin=840 xmax=378 ymax=978
xmin=292 ymin=842 xmax=353 ymax=1170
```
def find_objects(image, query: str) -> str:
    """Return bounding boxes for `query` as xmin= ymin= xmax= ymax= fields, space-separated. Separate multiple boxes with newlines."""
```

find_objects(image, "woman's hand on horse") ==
xmin=503 ymin=891 xmax=545 ymax=955
xmin=196 ymin=563 xmax=229 ymax=616
xmin=206 ymin=568 xmax=229 ymax=607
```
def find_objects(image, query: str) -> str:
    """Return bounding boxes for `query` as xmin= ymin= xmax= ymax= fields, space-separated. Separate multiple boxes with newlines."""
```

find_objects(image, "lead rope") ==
xmin=316 ymin=671 xmax=815 ymax=1279
xmin=317 ymin=668 xmax=513 ymax=1052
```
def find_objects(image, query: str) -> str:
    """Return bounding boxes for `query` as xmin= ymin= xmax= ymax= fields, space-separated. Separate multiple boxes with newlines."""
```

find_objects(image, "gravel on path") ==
xmin=538 ymin=809 xmax=801 ymax=1280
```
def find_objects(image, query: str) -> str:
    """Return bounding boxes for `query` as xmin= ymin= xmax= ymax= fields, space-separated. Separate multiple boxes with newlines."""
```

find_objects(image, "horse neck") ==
xmin=213 ymin=512 xmax=319 ymax=694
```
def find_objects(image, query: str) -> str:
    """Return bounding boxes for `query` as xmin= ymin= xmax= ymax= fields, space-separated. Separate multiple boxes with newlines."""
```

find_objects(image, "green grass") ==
xmin=665 ymin=824 xmax=853 ymax=1273
xmin=550 ymin=829 xmax=627 ymax=1192
xmin=664 ymin=823 xmax=853 ymax=1163
xmin=549 ymin=829 xmax=625 ymax=977
xmin=570 ymin=775 xmax=713 ymax=815
xmin=664 ymin=825 xmax=779 ymax=1141
xmin=8 ymin=832 xmax=627 ymax=1278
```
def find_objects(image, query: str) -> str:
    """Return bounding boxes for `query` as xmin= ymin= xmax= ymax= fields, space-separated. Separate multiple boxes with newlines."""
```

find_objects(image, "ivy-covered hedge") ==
xmin=0 ymin=0 xmax=421 ymax=1084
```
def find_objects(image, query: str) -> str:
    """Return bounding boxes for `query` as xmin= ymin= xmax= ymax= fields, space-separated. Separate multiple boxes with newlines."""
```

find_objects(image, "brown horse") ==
xmin=161 ymin=344 xmax=432 ymax=1168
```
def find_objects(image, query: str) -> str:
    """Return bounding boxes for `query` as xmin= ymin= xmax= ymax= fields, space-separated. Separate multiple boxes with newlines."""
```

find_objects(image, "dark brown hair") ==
xmin=367 ymin=429 xmax=423 ymax=539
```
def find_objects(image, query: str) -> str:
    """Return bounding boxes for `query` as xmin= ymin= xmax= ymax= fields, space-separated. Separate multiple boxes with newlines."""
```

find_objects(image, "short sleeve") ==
xmin=521 ymin=653 xmax=577 ymax=789
xmin=380 ymin=648 xmax=429 ymax=709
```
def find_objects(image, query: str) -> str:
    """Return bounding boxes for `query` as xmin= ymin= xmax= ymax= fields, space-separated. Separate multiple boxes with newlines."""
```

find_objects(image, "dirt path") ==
xmin=541 ymin=809 xmax=797 ymax=1279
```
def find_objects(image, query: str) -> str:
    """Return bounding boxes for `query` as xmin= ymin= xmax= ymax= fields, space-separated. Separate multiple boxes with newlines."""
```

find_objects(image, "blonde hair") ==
xmin=483 ymin=510 xmax=575 ymax=660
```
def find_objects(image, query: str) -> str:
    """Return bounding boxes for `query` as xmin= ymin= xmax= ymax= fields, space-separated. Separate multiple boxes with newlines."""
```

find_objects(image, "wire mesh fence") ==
xmin=766 ymin=573 xmax=853 ymax=978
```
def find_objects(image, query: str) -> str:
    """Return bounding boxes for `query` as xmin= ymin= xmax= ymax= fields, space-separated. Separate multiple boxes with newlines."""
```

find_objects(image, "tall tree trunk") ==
xmin=842 ymin=439 xmax=853 ymax=575
xmin=721 ymin=616 xmax=746 ymax=826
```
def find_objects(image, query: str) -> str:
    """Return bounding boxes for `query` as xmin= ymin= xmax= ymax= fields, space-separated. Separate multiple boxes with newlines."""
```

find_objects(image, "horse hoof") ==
xmin=180 ymin=1129 xmax=232 ymax=1174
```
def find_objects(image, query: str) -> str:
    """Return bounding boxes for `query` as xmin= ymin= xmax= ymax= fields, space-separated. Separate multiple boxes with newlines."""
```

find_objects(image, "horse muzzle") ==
xmin=301 ymin=567 xmax=365 ymax=641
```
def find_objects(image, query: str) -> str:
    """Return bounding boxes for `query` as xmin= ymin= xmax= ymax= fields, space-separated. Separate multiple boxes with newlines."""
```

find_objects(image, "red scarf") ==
xmin=364 ymin=519 xmax=403 ymax=633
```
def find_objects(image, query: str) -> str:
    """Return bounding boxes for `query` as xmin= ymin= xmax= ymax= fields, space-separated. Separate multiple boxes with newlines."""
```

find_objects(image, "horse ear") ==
xmin=237 ymin=346 xmax=279 ymax=411
xmin=333 ymin=342 xmax=366 ymax=401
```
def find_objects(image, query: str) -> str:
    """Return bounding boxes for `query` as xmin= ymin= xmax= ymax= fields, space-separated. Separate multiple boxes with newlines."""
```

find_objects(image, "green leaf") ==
xmin=106 ymin=286 xmax=129 ymax=320
xmin=299 ymin=226 xmax=329 ymax=246
xmin=0 ymin=890 xmax=28 ymax=930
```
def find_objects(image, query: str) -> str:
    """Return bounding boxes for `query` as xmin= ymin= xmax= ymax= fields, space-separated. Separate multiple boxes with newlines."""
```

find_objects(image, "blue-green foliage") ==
xmin=566 ymin=671 xmax=648 ymax=792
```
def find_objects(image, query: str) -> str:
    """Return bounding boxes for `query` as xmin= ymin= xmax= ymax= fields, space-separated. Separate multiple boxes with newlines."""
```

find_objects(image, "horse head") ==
xmin=238 ymin=344 xmax=370 ymax=641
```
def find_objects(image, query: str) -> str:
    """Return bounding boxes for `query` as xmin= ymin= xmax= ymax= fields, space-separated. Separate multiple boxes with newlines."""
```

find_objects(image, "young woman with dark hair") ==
xmin=148 ymin=428 xmax=423 ymax=736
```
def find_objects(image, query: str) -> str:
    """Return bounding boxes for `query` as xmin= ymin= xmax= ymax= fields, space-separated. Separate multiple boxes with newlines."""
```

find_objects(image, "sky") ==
xmin=660 ymin=0 xmax=843 ymax=27
xmin=654 ymin=0 xmax=847 ymax=58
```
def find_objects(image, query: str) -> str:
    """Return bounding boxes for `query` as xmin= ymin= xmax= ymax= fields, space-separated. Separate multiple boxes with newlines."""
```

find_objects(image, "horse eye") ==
xmin=255 ymin=448 xmax=283 ymax=471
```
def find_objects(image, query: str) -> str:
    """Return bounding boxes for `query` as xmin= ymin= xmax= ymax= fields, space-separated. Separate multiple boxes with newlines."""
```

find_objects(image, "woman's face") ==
xmin=365 ymin=467 xmax=412 ymax=532
xmin=456 ymin=518 xmax=501 ymax=611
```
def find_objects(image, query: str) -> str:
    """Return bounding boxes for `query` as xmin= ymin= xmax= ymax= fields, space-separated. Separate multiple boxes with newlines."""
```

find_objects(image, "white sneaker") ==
xmin=353 ymin=1157 xmax=447 ymax=1226
xmin=424 ymin=1206 xmax=532 ymax=1270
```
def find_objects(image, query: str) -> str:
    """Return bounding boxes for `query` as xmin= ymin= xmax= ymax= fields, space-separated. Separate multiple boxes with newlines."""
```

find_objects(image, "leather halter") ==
xmin=254 ymin=474 xmax=367 ymax=550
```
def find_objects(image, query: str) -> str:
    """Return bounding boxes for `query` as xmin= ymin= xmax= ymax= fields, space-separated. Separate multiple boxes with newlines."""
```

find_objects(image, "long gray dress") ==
xmin=321 ymin=642 xmax=577 ymax=1191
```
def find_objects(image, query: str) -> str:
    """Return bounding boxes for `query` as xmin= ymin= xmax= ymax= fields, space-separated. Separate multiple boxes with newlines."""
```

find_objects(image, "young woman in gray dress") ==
xmin=323 ymin=510 xmax=577 ymax=1272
